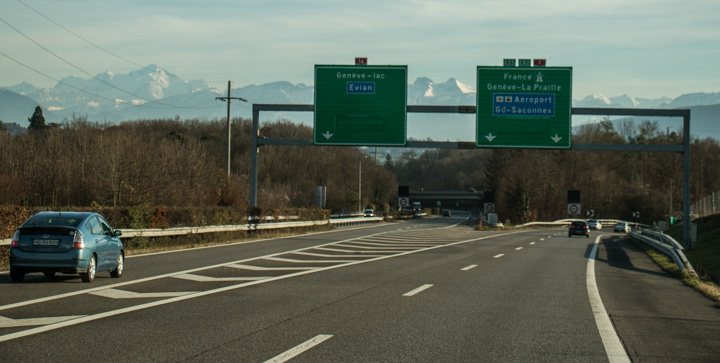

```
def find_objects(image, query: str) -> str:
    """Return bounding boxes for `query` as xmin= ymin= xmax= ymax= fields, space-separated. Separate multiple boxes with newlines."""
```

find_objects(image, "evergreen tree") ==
xmin=28 ymin=106 xmax=46 ymax=131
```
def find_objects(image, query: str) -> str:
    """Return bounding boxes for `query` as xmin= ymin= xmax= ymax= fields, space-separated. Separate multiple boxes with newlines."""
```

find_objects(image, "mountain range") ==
xmin=1 ymin=64 xmax=718 ymax=140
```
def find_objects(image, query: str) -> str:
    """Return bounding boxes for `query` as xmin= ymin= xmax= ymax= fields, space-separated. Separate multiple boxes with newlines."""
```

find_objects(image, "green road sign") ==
xmin=314 ymin=65 xmax=407 ymax=146
xmin=476 ymin=66 xmax=572 ymax=148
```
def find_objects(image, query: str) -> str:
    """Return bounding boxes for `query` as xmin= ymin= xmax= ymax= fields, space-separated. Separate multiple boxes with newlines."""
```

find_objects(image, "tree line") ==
xmin=1 ymin=111 xmax=719 ymax=225
xmin=0 ymin=114 xmax=397 ymax=214
xmin=387 ymin=119 xmax=720 ymax=224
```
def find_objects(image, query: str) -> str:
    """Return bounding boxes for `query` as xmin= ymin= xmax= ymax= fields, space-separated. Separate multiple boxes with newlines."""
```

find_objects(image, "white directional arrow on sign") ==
xmin=322 ymin=131 xmax=333 ymax=139
xmin=551 ymin=134 xmax=563 ymax=143
xmin=485 ymin=133 xmax=496 ymax=142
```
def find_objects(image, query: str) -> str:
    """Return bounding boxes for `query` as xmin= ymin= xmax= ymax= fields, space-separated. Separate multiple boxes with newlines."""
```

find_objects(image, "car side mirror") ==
xmin=114 ymin=230 xmax=123 ymax=237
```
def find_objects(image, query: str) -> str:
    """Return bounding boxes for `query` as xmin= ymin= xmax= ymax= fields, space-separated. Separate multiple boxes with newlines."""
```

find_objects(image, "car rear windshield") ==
xmin=24 ymin=216 xmax=83 ymax=228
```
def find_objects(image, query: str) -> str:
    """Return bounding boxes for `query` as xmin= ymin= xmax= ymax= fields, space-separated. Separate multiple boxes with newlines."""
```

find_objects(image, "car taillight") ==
xmin=10 ymin=230 xmax=19 ymax=248
xmin=72 ymin=230 xmax=85 ymax=249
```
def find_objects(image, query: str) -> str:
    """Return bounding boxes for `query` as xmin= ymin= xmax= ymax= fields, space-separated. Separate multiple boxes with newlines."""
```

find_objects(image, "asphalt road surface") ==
xmin=1 ymin=214 xmax=718 ymax=362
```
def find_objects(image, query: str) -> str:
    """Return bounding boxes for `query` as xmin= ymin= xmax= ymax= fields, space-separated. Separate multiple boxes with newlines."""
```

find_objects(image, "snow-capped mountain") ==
xmin=1 ymin=64 xmax=718 ymax=140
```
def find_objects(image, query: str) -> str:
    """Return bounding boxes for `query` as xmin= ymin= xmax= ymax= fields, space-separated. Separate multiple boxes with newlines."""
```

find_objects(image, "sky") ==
xmin=1 ymin=0 xmax=719 ymax=100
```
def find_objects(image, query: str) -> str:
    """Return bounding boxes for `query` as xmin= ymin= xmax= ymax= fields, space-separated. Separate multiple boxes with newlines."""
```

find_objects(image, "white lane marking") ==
xmin=265 ymin=257 xmax=352 ymax=264
xmin=90 ymin=289 xmax=196 ymax=299
xmin=493 ymin=254 xmax=505 ymax=258
xmin=172 ymin=274 xmax=270 ymax=282
xmin=226 ymin=263 xmax=316 ymax=271
xmin=340 ymin=242 xmax=421 ymax=248
xmin=529 ymin=242 xmax=536 ymax=245
xmin=293 ymin=251 xmax=384 ymax=258
xmin=403 ymin=284 xmax=434 ymax=297
xmin=587 ymin=236 xmax=631 ymax=363
xmin=264 ymin=334 xmax=333 ymax=363
xmin=0 ymin=230 xmax=528 ymax=342
xmin=461 ymin=264 xmax=477 ymax=271
xmin=515 ymin=247 xmax=524 ymax=251
xmin=540 ymin=238 xmax=545 ymax=241
xmin=315 ymin=246 xmax=392 ymax=254
xmin=0 ymin=315 xmax=86 ymax=328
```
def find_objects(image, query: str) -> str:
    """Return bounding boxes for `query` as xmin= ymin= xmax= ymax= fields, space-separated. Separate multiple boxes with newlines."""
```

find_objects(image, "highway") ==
xmin=1 ymin=213 xmax=718 ymax=362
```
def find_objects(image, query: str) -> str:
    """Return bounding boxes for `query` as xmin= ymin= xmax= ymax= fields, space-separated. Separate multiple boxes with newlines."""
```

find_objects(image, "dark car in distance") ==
xmin=568 ymin=221 xmax=590 ymax=238
xmin=9 ymin=211 xmax=125 ymax=282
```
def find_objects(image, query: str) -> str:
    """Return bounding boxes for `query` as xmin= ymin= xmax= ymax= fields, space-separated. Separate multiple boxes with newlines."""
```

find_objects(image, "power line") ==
xmin=0 ymin=16 xmax=218 ymax=110
xmin=16 ymin=0 xmax=144 ymax=69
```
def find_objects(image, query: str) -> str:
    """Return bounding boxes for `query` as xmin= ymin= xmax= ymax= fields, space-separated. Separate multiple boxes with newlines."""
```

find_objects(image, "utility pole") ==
xmin=215 ymin=81 xmax=247 ymax=179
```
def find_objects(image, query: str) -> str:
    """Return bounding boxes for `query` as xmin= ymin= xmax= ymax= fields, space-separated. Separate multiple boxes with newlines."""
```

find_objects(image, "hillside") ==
xmin=667 ymin=214 xmax=720 ymax=282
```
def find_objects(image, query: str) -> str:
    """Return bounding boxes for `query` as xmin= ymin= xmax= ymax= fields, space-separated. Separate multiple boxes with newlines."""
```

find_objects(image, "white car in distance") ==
xmin=587 ymin=220 xmax=602 ymax=230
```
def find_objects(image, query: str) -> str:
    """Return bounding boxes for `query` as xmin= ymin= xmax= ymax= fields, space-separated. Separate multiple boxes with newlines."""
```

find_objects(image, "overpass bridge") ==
xmin=409 ymin=190 xmax=483 ymax=209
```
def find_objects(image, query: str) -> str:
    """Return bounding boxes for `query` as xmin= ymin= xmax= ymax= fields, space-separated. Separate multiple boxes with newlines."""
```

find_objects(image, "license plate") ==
xmin=33 ymin=239 xmax=60 ymax=246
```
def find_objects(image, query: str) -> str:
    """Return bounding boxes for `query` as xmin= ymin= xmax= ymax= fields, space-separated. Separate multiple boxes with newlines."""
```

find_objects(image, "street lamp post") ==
xmin=358 ymin=159 xmax=362 ymax=213
xmin=358 ymin=155 xmax=368 ymax=212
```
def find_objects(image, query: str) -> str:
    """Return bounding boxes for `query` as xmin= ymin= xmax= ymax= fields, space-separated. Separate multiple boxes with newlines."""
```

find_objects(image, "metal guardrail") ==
xmin=516 ymin=219 xmax=645 ymax=229
xmin=629 ymin=229 xmax=696 ymax=275
xmin=0 ymin=217 xmax=384 ymax=246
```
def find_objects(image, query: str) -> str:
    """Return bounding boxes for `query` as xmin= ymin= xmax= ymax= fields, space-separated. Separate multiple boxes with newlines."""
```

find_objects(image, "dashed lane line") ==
xmin=264 ymin=334 xmax=333 ymax=363
xmin=403 ymin=284 xmax=434 ymax=297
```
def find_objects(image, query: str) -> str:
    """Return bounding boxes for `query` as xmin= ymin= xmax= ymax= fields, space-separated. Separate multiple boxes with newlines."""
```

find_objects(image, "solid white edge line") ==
xmin=587 ymin=235 xmax=631 ymax=363
xmin=264 ymin=334 xmax=333 ymax=363
xmin=403 ymin=284 xmax=434 ymax=297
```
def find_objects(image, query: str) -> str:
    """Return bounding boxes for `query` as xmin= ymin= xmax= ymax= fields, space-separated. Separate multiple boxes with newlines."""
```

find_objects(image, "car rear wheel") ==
xmin=110 ymin=253 xmax=124 ymax=278
xmin=81 ymin=255 xmax=96 ymax=282
xmin=10 ymin=268 xmax=25 ymax=282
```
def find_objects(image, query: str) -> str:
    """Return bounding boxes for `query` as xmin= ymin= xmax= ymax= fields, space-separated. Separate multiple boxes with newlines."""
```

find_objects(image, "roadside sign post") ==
xmin=314 ymin=65 xmax=407 ymax=146
xmin=568 ymin=203 xmax=581 ymax=216
xmin=476 ymin=66 xmax=572 ymax=148
xmin=484 ymin=202 xmax=496 ymax=214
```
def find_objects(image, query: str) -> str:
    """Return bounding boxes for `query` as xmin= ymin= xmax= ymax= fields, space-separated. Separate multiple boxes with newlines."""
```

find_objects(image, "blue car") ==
xmin=9 ymin=211 xmax=125 ymax=282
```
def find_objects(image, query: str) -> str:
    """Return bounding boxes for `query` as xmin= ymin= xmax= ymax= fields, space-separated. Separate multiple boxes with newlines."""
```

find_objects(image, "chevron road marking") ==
xmin=91 ymin=289 xmax=196 ymax=299
xmin=0 ymin=315 xmax=86 ymax=328
xmin=173 ymin=274 xmax=271 ymax=282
